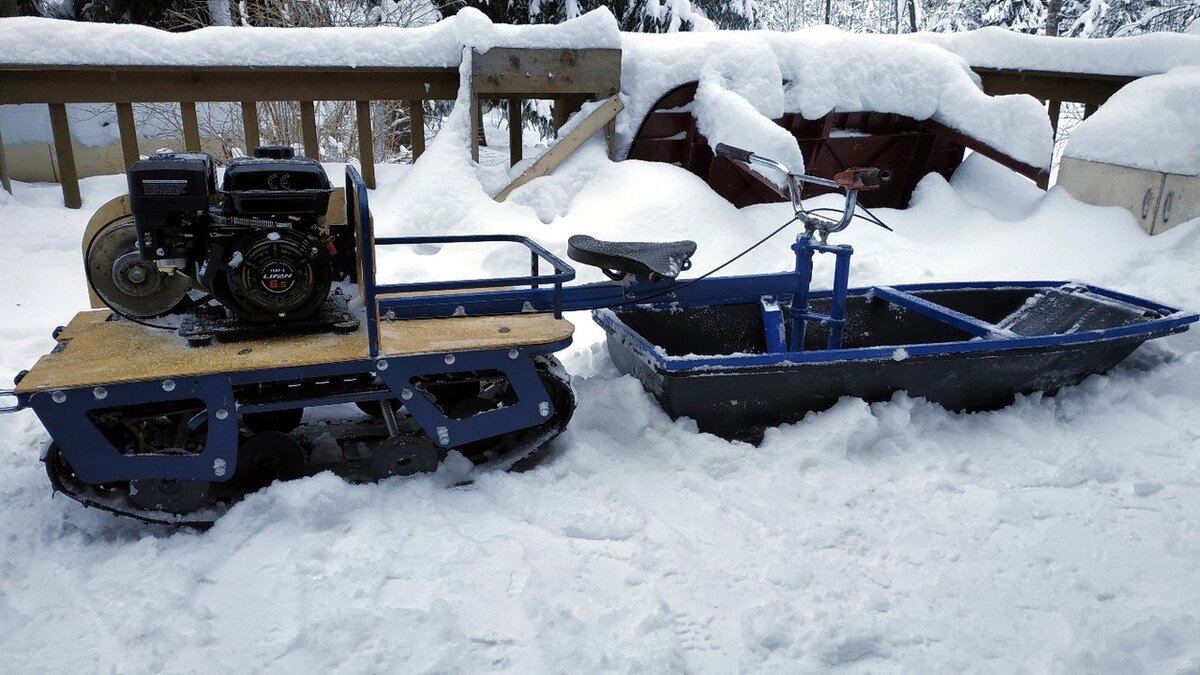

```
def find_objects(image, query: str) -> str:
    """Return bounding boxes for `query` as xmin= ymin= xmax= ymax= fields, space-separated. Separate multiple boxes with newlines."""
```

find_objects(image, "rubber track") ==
xmin=43 ymin=357 xmax=577 ymax=529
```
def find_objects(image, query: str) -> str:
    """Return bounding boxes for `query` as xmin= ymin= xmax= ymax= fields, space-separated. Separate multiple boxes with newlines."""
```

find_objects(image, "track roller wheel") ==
xmin=369 ymin=437 xmax=439 ymax=479
xmin=128 ymin=478 xmax=210 ymax=514
xmin=242 ymin=408 xmax=304 ymax=434
xmin=235 ymin=431 xmax=305 ymax=490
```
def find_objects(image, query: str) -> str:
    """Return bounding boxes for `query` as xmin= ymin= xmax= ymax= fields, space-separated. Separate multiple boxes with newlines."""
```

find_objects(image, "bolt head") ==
xmin=162 ymin=379 xmax=176 ymax=392
xmin=51 ymin=390 xmax=66 ymax=404
xmin=444 ymin=354 xmax=456 ymax=365
xmin=376 ymin=359 xmax=389 ymax=371
xmin=93 ymin=386 xmax=107 ymax=400
xmin=214 ymin=408 xmax=229 ymax=420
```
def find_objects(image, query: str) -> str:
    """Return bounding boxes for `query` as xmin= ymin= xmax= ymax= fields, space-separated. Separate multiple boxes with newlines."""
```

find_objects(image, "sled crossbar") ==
xmin=870 ymin=285 xmax=1004 ymax=338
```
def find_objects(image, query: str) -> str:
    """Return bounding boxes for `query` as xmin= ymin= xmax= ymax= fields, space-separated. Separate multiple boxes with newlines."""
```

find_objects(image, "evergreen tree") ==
xmin=981 ymin=0 xmax=1047 ymax=33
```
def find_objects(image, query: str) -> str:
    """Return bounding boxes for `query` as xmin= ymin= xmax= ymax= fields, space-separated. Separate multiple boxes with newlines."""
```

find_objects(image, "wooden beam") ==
xmin=48 ymin=103 xmax=81 ymax=208
xmin=300 ymin=100 xmax=319 ymax=160
xmin=1083 ymin=102 xmax=1098 ymax=119
xmin=408 ymin=100 xmax=425 ymax=160
xmin=180 ymin=101 xmax=201 ymax=152
xmin=0 ymin=66 xmax=461 ymax=105
xmin=115 ymin=102 xmax=139 ymax=169
xmin=241 ymin=100 xmax=260 ymax=152
xmin=921 ymin=118 xmax=1048 ymax=187
xmin=973 ymin=67 xmax=1132 ymax=107
xmin=495 ymin=95 xmax=623 ymax=202
xmin=508 ymin=98 xmax=522 ymax=166
xmin=472 ymin=48 xmax=621 ymax=97
xmin=355 ymin=100 xmax=375 ymax=189
xmin=0 ymin=124 xmax=10 ymax=195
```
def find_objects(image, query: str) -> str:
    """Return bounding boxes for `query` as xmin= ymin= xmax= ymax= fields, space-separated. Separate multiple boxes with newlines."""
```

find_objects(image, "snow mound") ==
xmin=1064 ymin=66 xmax=1200 ymax=177
xmin=0 ymin=8 xmax=620 ymax=68
xmin=915 ymin=27 xmax=1200 ymax=77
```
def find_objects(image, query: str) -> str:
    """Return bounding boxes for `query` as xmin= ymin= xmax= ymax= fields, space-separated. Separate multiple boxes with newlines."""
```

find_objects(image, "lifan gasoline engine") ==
xmin=89 ymin=146 xmax=344 ymax=328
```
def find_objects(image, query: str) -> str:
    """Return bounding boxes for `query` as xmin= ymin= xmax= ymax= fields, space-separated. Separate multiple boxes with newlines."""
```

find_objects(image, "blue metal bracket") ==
xmin=790 ymin=235 xmax=853 ymax=351
xmin=759 ymin=297 xmax=787 ymax=353
xmin=372 ymin=349 xmax=555 ymax=449
xmin=28 ymin=374 xmax=238 ymax=484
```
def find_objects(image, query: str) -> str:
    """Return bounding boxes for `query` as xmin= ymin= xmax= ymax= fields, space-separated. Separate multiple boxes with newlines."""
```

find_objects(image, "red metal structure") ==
xmin=627 ymin=83 xmax=1049 ymax=208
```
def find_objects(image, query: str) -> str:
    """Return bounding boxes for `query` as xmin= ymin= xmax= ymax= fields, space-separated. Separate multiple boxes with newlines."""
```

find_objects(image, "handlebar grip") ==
xmin=714 ymin=143 xmax=754 ymax=163
xmin=858 ymin=168 xmax=892 ymax=187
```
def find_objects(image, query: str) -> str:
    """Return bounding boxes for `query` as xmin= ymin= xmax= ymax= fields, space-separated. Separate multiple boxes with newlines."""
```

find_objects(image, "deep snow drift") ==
xmin=2 ymin=124 xmax=1200 ymax=671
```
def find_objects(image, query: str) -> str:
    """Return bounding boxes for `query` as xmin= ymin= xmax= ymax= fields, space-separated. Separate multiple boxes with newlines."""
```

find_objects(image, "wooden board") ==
xmin=15 ymin=310 xmax=573 ymax=394
xmin=471 ymin=48 xmax=621 ymax=97
xmin=0 ymin=67 xmax=460 ymax=105
xmin=494 ymin=95 xmax=623 ymax=202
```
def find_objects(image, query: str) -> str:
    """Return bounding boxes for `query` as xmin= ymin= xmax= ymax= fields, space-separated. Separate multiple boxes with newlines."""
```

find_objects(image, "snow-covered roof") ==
xmin=915 ymin=28 xmax=1200 ymax=78
xmin=1064 ymin=66 xmax=1200 ymax=177
xmin=0 ymin=11 xmax=1053 ymax=170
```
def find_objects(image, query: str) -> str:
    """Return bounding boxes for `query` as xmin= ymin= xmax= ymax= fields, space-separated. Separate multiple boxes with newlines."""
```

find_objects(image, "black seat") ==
xmin=567 ymin=235 xmax=697 ymax=282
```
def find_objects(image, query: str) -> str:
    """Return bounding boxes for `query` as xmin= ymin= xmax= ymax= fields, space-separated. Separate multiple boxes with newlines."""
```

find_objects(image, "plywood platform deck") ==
xmin=15 ymin=310 xmax=574 ymax=394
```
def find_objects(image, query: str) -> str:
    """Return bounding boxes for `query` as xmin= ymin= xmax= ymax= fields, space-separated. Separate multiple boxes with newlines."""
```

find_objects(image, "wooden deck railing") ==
xmin=0 ymin=55 xmax=1149 ymax=205
xmin=0 ymin=50 xmax=620 ymax=208
xmin=0 ymin=64 xmax=461 ymax=206
xmin=974 ymin=67 xmax=1138 ymax=142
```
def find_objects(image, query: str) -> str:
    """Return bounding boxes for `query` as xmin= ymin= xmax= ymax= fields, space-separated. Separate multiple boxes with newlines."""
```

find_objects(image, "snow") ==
xmin=0 ymin=9 xmax=620 ymax=68
xmin=3 ymin=97 xmax=1200 ymax=670
xmin=3 ymin=14 xmax=1200 ymax=673
xmin=1064 ymin=66 xmax=1200 ymax=177
xmin=915 ymin=27 xmax=1200 ymax=77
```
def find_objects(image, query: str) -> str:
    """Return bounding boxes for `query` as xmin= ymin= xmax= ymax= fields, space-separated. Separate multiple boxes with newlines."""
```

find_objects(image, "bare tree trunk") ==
xmin=824 ymin=0 xmax=831 ymax=24
xmin=908 ymin=0 xmax=918 ymax=32
xmin=1045 ymin=0 xmax=1062 ymax=35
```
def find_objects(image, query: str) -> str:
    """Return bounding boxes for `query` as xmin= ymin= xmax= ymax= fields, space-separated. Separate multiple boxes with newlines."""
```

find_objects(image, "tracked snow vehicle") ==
xmin=2 ymin=143 xmax=1196 ymax=527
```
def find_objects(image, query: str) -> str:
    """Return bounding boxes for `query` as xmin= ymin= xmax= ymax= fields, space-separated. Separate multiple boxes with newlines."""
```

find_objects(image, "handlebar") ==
xmin=713 ymin=142 xmax=891 ymax=239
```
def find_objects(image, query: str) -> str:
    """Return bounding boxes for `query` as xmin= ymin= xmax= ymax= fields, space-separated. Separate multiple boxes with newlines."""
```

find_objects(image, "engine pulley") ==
xmin=87 ymin=220 xmax=191 ymax=318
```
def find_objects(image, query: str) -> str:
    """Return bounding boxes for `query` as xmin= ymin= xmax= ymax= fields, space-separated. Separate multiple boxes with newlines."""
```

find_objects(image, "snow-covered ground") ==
xmin=2 ymin=118 xmax=1200 ymax=672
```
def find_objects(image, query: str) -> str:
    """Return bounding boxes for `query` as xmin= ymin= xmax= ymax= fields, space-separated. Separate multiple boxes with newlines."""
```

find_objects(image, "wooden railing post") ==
xmin=1047 ymin=99 xmax=1062 ymax=142
xmin=180 ymin=101 xmax=201 ymax=152
xmin=241 ymin=100 xmax=260 ymax=152
xmin=470 ymin=95 xmax=481 ymax=162
xmin=508 ymin=98 xmax=522 ymax=166
xmin=115 ymin=102 xmax=139 ymax=169
xmin=0 ymin=125 xmax=11 ymax=195
xmin=48 ymin=103 xmax=81 ymax=209
xmin=299 ymin=100 xmax=319 ymax=160
xmin=355 ymin=100 xmax=375 ymax=189
xmin=409 ymin=100 xmax=425 ymax=160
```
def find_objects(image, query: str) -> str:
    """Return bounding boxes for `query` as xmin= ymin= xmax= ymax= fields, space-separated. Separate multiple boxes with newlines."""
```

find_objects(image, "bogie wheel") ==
xmin=369 ymin=437 xmax=439 ymax=480
xmin=235 ymin=431 xmax=306 ymax=491
xmin=242 ymin=408 xmax=305 ymax=434
xmin=128 ymin=478 xmax=210 ymax=514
